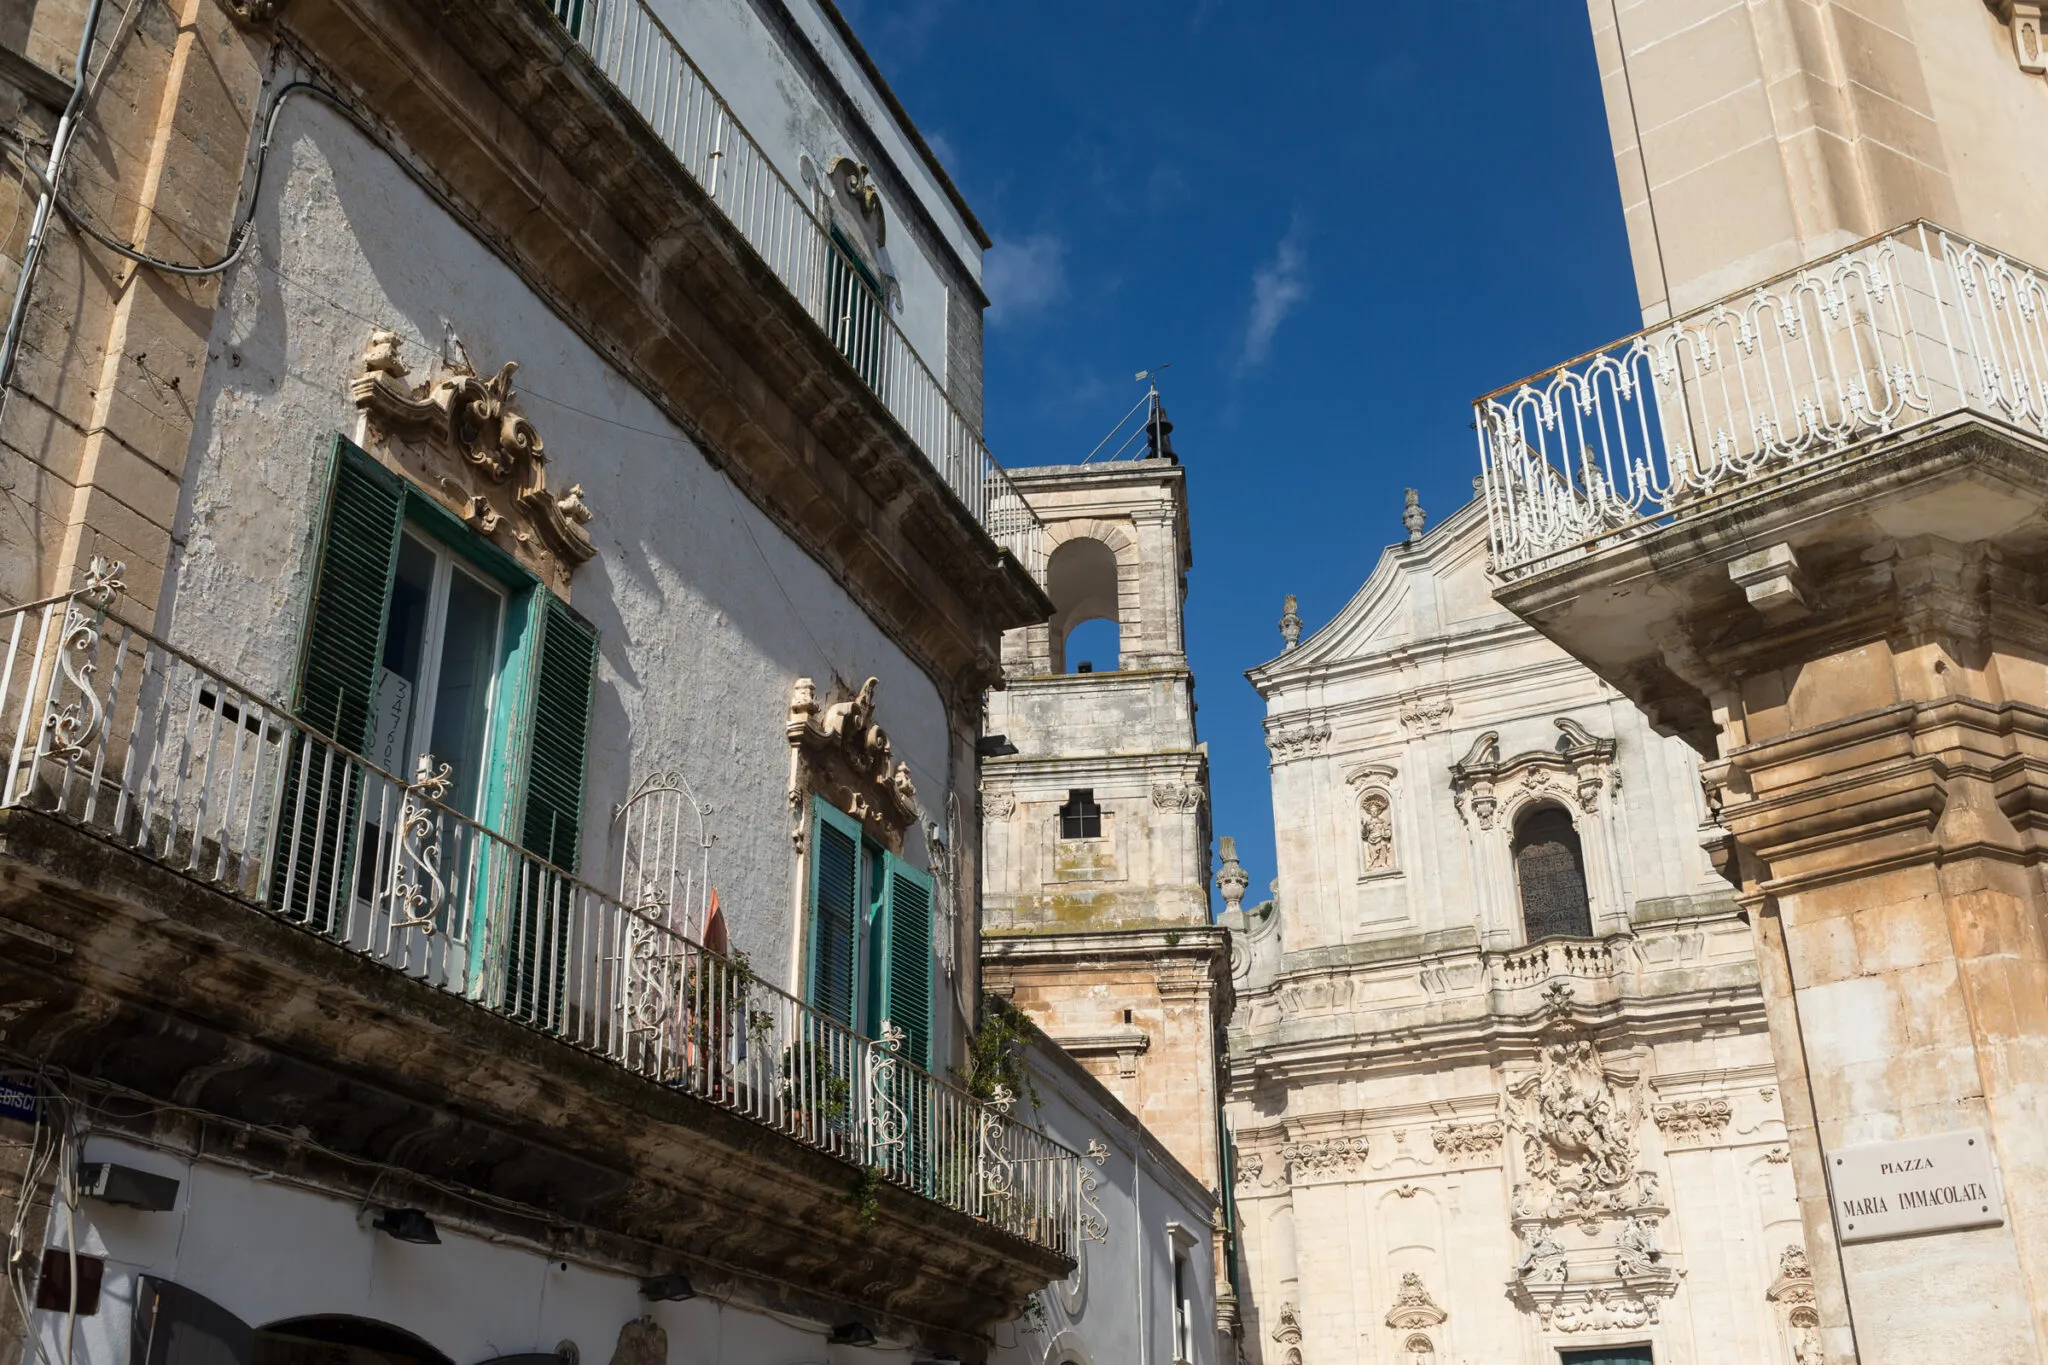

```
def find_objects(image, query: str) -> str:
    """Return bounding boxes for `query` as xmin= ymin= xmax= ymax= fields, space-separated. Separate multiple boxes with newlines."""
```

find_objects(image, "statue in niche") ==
xmin=1361 ymin=791 xmax=1395 ymax=871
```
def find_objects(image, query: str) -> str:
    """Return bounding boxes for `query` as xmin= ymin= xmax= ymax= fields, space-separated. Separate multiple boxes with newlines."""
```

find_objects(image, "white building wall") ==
xmin=31 ymin=1137 xmax=918 ymax=1365
xmin=991 ymin=1034 xmax=1220 ymax=1365
xmin=166 ymin=99 xmax=958 ymax=1033
xmin=636 ymin=0 xmax=978 ymax=379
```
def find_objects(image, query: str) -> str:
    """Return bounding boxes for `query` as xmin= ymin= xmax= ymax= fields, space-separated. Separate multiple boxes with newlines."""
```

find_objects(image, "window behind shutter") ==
xmin=880 ymin=855 xmax=933 ymax=1069
xmin=269 ymin=438 xmax=403 ymax=931
xmin=507 ymin=592 xmax=597 ymax=1024
xmin=807 ymin=798 xmax=861 ymax=1028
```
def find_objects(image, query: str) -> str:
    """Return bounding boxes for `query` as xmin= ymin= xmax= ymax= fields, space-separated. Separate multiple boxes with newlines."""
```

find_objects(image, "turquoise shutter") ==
xmin=269 ymin=438 xmax=402 ymax=931
xmin=807 ymin=798 xmax=862 ymax=1027
xmin=507 ymin=593 xmax=597 ymax=1024
xmin=878 ymin=854 xmax=934 ymax=1069
xmin=519 ymin=593 xmax=598 ymax=874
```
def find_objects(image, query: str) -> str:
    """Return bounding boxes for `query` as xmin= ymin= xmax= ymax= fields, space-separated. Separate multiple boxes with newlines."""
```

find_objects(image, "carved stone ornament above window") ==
xmin=1385 ymin=1272 xmax=1447 ymax=1330
xmin=352 ymin=330 xmax=596 ymax=592
xmin=788 ymin=676 xmax=918 ymax=849
xmin=1450 ymin=718 xmax=1617 ymax=829
xmin=1988 ymin=1 xmax=2047 ymax=74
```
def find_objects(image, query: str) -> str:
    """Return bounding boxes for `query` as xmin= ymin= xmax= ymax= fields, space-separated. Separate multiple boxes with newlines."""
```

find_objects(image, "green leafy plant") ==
xmin=850 ymin=1164 xmax=883 ymax=1227
xmin=962 ymin=995 xmax=1040 ymax=1110
xmin=1164 ymin=930 xmax=1182 ymax=947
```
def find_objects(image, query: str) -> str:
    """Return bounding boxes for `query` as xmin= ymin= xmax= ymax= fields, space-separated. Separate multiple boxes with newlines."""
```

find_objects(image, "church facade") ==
xmin=1221 ymin=499 xmax=1812 ymax=1365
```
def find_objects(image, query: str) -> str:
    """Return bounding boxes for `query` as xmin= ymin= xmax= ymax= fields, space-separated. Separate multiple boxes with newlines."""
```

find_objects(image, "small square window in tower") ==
xmin=1059 ymin=789 xmax=1103 ymax=840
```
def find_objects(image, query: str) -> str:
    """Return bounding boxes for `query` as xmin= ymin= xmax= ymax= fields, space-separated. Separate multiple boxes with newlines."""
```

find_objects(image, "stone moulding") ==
xmin=787 ymin=677 xmax=918 ymax=848
xmin=1266 ymin=719 xmax=1331 ymax=763
xmin=1385 ymin=1271 xmax=1447 ymax=1329
xmin=1989 ymin=1 xmax=2047 ymax=74
xmin=1280 ymin=1134 xmax=1370 ymax=1180
xmin=353 ymin=329 xmax=595 ymax=592
xmin=1450 ymin=718 xmax=1617 ymax=829
xmin=1431 ymin=1118 xmax=1505 ymax=1161
xmin=1652 ymin=1096 xmax=1733 ymax=1143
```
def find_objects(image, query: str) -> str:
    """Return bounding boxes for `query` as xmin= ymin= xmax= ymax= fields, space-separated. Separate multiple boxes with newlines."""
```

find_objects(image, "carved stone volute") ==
xmin=789 ymin=676 xmax=918 ymax=847
xmin=352 ymin=329 xmax=596 ymax=592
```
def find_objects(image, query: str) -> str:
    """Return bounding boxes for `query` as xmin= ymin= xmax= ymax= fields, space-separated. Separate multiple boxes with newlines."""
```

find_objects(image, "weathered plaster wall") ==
xmin=647 ymin=0 xmax=976 ymax=380
xmin=991 ymin=1033 xmax=1221 ymax=1365
xmin=32 ymin=1136 xmax=924 ymax=1365
xmin=164 ymin=100 xmax=955 ymax=1019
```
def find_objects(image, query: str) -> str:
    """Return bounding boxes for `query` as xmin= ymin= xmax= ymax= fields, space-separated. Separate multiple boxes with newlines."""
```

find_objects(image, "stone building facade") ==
xmin=1223 ymin=500 xmax=1807 ymax=1365
xmin=0 ymin=0 xmax=1075 ymax=1362
xmin=1467 ymin=3 xmax=2048 ymax=1360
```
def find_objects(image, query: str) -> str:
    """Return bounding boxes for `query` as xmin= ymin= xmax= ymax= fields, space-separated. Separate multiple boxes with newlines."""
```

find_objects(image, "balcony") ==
xmin=0 ymin=581 xmax=1080 ymax=1261
xmin=547 ymin=0 xmax=1042 ymax=575
xmin=1476 ymin=222 xmax=2048 ymax=581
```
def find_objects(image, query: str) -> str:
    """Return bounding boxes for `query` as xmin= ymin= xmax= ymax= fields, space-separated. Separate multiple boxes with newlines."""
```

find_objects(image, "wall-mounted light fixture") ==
xmin=827 ymin=1322 xmax=876 ymax=1347
xmin=77 ymin=1163 xmax=179 ymax=1212
xmin=361 ymin=1207 xmax=440 ymax=1244
xmin=639 ymin=1274 xmax=696 ymax=1302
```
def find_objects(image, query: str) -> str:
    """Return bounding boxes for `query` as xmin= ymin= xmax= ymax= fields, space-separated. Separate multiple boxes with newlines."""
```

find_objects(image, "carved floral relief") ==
xmin=788 ymin=676 xmax=918 ymax=848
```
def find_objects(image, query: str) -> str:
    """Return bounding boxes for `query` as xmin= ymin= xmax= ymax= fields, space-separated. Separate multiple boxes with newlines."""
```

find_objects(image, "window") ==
xmin=1513 ymin=805 xmax=1593 ymax=942
xmin=273 ymin=437 xmax=598 ymax=967
xmin=1171 ymin=1250 xmax=1192 ymax=1364
xmin=1059 ymin=789 xmax=1102 ymax=840
xmin=826 ymin=226 xmax=887 ymax=390
xmin=1559 ymin=1348 xmax=1653 ymax=1365
xmin=805 ymin=797 xmax=934 ymax=1066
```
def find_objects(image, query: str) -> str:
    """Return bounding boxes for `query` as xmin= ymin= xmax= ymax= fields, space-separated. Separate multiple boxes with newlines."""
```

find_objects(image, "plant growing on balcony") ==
xmin=963 ymin=995 xmax=1039 ymax=1110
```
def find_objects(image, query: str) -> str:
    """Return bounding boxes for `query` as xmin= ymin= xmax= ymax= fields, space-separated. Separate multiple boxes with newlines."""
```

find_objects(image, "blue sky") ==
xmin=845 ymin=0 xmax=1643 ymax=909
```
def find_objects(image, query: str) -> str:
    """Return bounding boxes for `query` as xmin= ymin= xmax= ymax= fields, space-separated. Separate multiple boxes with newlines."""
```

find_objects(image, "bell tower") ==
xmin=979 ymin=418 xmax=1229 ymax=1196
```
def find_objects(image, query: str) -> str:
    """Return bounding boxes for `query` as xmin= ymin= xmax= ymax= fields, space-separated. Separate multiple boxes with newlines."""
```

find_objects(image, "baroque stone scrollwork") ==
xmin=1452 ymin=718 xmax=1617 ymax=827
xmin=1385 ymin=1272 xmax=1446 ymax=1329
xmin=1539 ymin=1285 xmax=1658 ymax=1334
xmin=1150 ymin=781 xmax=1205 ymax=811
xmin=1768 ymin=1243 xmax=1824 ymax=1363
xmin=1280 ymin=1134 xmax=1370 ymax=1179
xmin=981 ymin=786 xmax=1017 ymax=820
xmin=1266 ymin=719 xmax=1331 ymax=763
xmin=353 ymin=330 xmax=595 ymax=591
xmin=1270 ymin=1303 xmax=1303 ymax=1365
xmin=1989 ymin=1 xmax=2047 ymax=75
xmin=1653 ymin=1096 xmax=1734 ymax=1143
xmin=1615 ymin=1214 xmax=1662 ymax=1278
xmin=1397 ymin=686 xmax=1454 ymax=734
xmin=1506 ymin=1026 xmax=1649 ymax=1221
xmin=1431 ymin=1119 xmax=1505 ymax=1160
xmin=788 ymin=677 xmax=918 ymax=847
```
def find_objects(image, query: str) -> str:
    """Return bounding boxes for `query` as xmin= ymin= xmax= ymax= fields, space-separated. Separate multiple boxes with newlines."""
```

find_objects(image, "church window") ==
xmin=1512 ymin=805 xmax=1593 ymax=942
xmin=1060 ymin=789 xmax=1103 ymax=840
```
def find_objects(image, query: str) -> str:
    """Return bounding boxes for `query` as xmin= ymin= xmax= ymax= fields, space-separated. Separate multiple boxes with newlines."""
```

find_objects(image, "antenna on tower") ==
xmin=1082 ymin=364 xmax=1176 ymax=464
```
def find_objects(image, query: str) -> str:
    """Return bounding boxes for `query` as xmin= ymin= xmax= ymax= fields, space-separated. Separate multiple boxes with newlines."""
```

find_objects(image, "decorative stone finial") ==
xmin=1404 ymin=488 xmax=1427 ymax=542
xmin=1278 ymin=594 xmax=1302 ymax=651
xmin=1216 ymin=835 xmax=1249 ymax=913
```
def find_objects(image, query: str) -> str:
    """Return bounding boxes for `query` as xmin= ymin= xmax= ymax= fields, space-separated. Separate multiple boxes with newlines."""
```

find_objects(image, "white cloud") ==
xmin=983 ymin=233 xmax=1067 ymax=325
xmin=1239 ymin=220 xmax=1309 ymax=371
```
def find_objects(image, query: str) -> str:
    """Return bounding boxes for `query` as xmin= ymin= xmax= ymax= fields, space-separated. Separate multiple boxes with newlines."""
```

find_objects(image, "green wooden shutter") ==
xmin=507 ymin=592 xmax=597 ymax=1024
xmin=807 ymin=798 xmax=862 ymax=1028
xmin=879 ymin=854 xmax=934 ymax=1069
xmin=519 ymin=593 xmax=598 ymax=874
xmin=269 ymin=438 xmax=402 ymax=931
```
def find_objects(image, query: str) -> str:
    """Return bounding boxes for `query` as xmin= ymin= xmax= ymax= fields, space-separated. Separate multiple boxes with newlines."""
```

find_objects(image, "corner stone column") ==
xmin=1492 ymin=424 xmax=2048 ymax=1363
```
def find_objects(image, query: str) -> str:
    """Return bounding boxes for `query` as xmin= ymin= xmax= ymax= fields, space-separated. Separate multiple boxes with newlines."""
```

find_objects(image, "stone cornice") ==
xmin=0 ymin=810 xmax=1062 ymax=1357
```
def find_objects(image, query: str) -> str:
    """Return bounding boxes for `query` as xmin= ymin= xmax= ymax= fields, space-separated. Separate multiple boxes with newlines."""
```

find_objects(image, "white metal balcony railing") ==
xmin=0 ymin=577 xmax=1079 ymax=1258
xmin=547 ymin=0 xmax=1043 ymax=576
xmin=1477 ymin=222 xmax=2048 ymax=579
